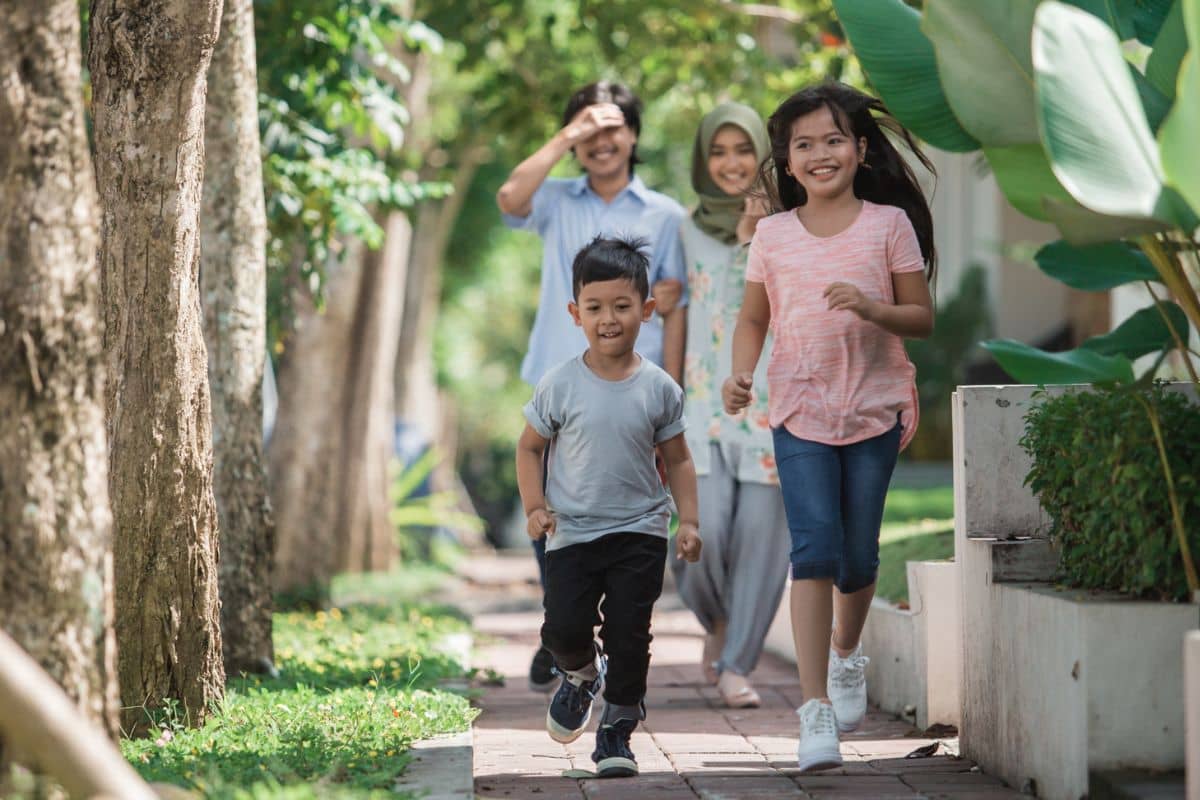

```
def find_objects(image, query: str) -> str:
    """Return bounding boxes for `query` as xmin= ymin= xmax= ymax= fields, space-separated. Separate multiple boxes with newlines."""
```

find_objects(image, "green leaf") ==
xmin=1130 ymin=63 xmax=1173 ymax=130
xmin=1034 ymin=240 xmax=1161 ymax=289
xmin=1145 ymin=1 xmax=1188 ymax=98
xmin=1032 ymin=2 xmax=1184 ymax=225
xmin=983 ymin=143 xmax=1074 ymax=220
xmin=1066 ymin=0 xmax=1139 ymax=39
xmin=1159 ymin=0 xmax=1200 ymax=220
xmin=1042 ymin=196 xmax=1169 ymax=244
xmin=1080 ymin=301 xmax=1190 ymax=357
xmin=921 ymin=0 xmax=1041 ymax=146
xmin=982 ymin=338 xmax=1135 ymax=384
xmin=832 ymin=0 xmax=980 ymax=152
xmin=1133 ymin=0 xmax=1178 ymax=42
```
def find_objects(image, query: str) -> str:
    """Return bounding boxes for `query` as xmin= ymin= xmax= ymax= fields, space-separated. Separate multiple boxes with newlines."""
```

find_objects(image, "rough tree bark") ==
xmin=89 ymin=0 xmax=226 ymax=729
xmin=334 ymin=213 xmax=411 ymax=574
xmin=269 ymin=243 xmax=362 ymax=606
xmin=201 ymin=0 xmax=276 ymax=677
xmin=0 ymin=0 xmax=121 ymax=755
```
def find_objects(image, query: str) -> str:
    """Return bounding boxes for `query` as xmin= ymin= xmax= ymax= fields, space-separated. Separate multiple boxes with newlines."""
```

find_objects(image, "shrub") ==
xmin=1021 ymin=382 xmax=1200 ymax=601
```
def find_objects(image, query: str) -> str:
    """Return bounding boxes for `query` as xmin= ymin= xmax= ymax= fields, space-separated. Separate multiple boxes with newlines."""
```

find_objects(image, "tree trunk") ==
xmin=201 ymin=0 xmax=276 ymax=677
xmin=0 ymin=0 xmax=121 ymax=752
xmin=334 ymin=212 xmax=412 ymax=573
xmin=89 ymin=0 xmax=225 ymax=730
xmin=269 ymin=245 xmax=362 ymax=606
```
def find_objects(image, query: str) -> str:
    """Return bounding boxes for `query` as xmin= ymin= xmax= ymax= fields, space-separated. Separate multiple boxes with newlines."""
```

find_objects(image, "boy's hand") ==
xmin=675 ymin=522 xmax=702 ymax=562
xmin=722 ymin=373 xmax=753 ymax=414
xmin=526 ymin=508 xmax=556 ymax=540
xmin=651 ymin=278 xmax=682 ymax=316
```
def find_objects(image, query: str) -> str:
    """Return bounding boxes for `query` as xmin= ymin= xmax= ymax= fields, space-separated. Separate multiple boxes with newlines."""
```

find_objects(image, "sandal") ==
xmin=718 ymin=671 xmax=761 ymax=709
xmin=701 ymin=626 xmax=725 ymax=684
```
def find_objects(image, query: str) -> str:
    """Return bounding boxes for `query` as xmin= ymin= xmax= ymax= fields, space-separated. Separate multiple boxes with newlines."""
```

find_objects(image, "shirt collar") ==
xmin=568 ymin=173 xmax=649 ymax=204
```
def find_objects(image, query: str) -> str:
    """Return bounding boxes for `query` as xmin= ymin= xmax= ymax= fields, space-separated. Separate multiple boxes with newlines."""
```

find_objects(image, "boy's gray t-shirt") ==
xmin=524 ymin=354 xmax=686 ymax=553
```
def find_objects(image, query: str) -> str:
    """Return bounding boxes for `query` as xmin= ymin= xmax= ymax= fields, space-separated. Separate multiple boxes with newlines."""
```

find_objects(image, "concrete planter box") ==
xmin=953 ymin=384 xmax=1200 ymax=800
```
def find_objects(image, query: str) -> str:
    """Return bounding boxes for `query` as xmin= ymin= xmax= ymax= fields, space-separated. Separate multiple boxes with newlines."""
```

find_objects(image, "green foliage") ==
xmin=1034 ymin=240 xmax=1160 ymax=290
xmin=875 ymin=485 xmax=956 ymax=603
xmin=1021 ymin=383 xmax=1200 ymax=600
xmin=390 ymin=451 xmax=482 ymax=565
xmin=255 ymin=0 xmax=449 ymax=350
xmin=905 ymin=265 xmax=992 ymax=460
xmin=122 ymin=586 xmax=479 ymax=798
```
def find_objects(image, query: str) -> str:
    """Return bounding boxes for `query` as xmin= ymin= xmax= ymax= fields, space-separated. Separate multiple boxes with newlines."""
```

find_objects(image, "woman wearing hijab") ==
xmin=669 ymin=102 xmax=789 ymax=709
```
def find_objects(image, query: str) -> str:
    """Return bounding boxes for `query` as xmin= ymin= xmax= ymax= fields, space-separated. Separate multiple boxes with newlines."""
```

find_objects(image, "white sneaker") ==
xmin=827 ymin=644 xmax=869 ymax=732
xmin=796 ymin=698 xmax=842 ymax=773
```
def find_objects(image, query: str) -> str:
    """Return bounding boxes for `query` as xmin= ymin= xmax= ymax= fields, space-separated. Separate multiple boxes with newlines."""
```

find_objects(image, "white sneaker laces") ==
xmin=829 ymin=651 xmax=869 ymax=690
xmin=801 ymin=702 xmax=838 ymax=737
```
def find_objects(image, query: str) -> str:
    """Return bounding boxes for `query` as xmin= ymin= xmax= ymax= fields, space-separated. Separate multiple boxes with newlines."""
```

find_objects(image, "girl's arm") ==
xmin=496 ymin=103 xmax=626 ymax=216
xmin=824 ymin=271 xmax=934 ymax=339
xmin=658 ymin=433 xmax=701 ymax=562
xmin=723 ymin=280 xmax=771 ymax=413
xmin=515 ymin=423 xmax=555 ymax=539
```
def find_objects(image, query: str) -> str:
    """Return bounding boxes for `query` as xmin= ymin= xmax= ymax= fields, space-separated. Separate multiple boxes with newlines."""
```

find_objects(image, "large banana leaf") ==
xmin=1042 ymin=197 xmax=1168 ymax=244
xmin=1033 ymin=2 xmax=1190 ymax=226
xmin=921 ymin=0 xmax=1041 ymax=146
xmin=1035 ymin=240 xmax=1161 ymax=289
xmin=1067 ymin=0 xmax=1139 ymax=39
xmin=1133 ymin=0 xmax=1179 ymax=43
xmin=1159 ymin=0 xmax=1200 ymax=218
xmin=983 ymin=143 xmax=1074 ymax=220
xmin=982 ymin=338 xmax=1135 ymax=384
xmin=832 ymin=0 xmax=980 ymax=153
xmin=1146 ymin=0 xmax=1189 ymax=98
xmin=1130 ymin=64 xmax=1173 ymax=130
xmin=1080 ymin=301 xmax=1191 ymax=357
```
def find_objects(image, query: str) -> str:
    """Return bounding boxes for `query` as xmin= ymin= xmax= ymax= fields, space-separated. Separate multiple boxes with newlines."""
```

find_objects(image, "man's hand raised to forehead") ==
xmin=563 ymin=103 xmax=626 ymax=146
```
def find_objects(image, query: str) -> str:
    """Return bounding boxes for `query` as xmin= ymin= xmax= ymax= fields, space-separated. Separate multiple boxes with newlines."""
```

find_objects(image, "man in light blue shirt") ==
xmin=496 ymin=81 xmax=687 ymax=386
xmin=496 ymin=80 xmax=687 ymax=692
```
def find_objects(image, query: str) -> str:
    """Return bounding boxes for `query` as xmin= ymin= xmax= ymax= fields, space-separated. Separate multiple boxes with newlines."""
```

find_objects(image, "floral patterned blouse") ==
xmin=680 ymin=216 xmax=777 ymax=485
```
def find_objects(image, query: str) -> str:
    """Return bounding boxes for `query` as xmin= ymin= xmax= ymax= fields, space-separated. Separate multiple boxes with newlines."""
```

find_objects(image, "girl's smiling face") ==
xmin=707 ymin=124 xmax=758 ymax=197
xmin=786 ymin=105 xmax=866 ymax=203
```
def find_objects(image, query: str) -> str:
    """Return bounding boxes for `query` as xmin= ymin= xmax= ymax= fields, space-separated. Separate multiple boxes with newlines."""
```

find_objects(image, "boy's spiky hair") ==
xmin=571 ymin=235 xmax=651 ymax=300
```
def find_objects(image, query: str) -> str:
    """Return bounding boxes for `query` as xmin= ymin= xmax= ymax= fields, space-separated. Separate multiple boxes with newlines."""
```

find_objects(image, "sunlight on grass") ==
xmin=121 ymin=569 xmax=479 ymax=799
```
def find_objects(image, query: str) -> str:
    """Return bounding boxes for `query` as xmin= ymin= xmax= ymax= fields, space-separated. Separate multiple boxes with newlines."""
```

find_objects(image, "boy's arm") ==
xmin=658 ymin=433 xmax=702 ymax=562
xmin=496 ymin=103 xmax=626 ymax=217
xmin=515 ymin=423 xmax=555 ymax=539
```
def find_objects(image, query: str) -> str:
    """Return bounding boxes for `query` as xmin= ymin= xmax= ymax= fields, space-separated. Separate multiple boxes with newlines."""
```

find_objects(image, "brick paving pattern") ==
xmin=463 ymin=554 xmax=1024 ymax=800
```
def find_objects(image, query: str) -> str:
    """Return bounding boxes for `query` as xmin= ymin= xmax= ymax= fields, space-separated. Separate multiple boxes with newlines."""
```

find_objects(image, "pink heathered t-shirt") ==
xmin=745 ymin=200 xmax=923 ymax=450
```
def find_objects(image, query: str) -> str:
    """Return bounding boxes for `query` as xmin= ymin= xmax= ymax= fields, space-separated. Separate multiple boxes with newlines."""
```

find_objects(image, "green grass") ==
xmin=121 ymin=569 xmax=479 ymax=799
xmin=875 ymin=486 xmax=955 ymax=605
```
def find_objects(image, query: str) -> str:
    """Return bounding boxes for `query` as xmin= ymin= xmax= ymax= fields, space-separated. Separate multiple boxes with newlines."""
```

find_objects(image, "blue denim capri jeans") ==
xmin=771 ymin=420 xmax=902 ymax=593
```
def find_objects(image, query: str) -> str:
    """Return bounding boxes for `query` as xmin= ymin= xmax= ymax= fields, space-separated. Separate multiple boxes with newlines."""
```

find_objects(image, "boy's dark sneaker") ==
xmin=592 ymin=718 xmax=639 ymax=777
xmin=528 ymin=646 xmax=557 ymax=693
xmin=546 ymin=655 xmax=606 ymax=743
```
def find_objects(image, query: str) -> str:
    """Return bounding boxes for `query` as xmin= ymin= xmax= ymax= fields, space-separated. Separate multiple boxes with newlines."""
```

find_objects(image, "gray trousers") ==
xmin=671 ymin=443 xmax=790 ymax=676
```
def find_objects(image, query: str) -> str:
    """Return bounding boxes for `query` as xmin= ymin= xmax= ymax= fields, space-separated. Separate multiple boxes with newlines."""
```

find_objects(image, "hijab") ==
xmin=690 ymin=102 xmax=770 ymax=245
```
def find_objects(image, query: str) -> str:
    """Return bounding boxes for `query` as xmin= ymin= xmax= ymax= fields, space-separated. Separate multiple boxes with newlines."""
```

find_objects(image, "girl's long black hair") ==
xmin=760 ymin=82 xmax=937 ymax=283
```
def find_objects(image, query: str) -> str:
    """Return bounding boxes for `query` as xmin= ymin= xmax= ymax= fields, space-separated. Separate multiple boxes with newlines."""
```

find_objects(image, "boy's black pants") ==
xmin=540 ymin=532 xmax=667 ymax=708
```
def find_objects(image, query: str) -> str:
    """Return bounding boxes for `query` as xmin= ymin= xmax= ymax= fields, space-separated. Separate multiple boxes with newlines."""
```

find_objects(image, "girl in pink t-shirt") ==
xmin=721 ymin=83 xmax=936 ymax=773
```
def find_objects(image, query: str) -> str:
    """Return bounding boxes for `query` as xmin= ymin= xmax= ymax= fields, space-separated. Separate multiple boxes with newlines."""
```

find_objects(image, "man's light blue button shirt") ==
xmin=502 ymin=174 xmax=688 ymax=386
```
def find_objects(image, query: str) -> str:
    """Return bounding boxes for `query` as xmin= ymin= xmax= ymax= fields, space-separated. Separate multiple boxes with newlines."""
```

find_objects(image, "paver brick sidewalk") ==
xmin=459 ymin=553 xmax=1023 ymax=800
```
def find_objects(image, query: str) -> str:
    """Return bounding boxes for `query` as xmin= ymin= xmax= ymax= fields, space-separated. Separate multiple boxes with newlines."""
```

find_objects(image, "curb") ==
xmin=393 ymin=728 xmax=474 ymax=800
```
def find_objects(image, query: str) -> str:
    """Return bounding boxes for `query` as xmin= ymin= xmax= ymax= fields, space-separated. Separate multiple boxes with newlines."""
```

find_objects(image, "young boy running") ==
xmin=497 ymin=81 xmax=688 ymax=692
xmin=515 ymin=236 xmax=702 ymax=778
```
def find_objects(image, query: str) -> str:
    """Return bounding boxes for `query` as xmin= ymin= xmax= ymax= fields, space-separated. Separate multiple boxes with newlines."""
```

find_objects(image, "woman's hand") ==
xmin=652 ymin=278 xmax=683 ymax=316
xmin=722 ymin=373 xmax=753 ymax=414
xmin=736 ymin=195 xmax=770 ymax=244
xmin=823 ymin=281 xmax=878 ymax=321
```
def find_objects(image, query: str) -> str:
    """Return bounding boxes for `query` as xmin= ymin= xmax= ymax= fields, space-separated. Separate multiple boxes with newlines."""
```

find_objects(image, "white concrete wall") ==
xmin=909 ymin=560 xmax=961 ymax=730
xmin=1186 ymin=631 xmax=1200 ymax=800
xmin=860 ymin=599 xmax=919 ymax=721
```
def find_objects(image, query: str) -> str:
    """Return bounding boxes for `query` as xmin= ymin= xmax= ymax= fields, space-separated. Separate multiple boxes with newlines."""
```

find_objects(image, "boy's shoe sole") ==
xmin=796 ymin=748 xmax=843 ymax=774
xmin=595 ymin=756 xmax=638 ymax=778
xmin=547 ymin=705 xmax=592 ymax=743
